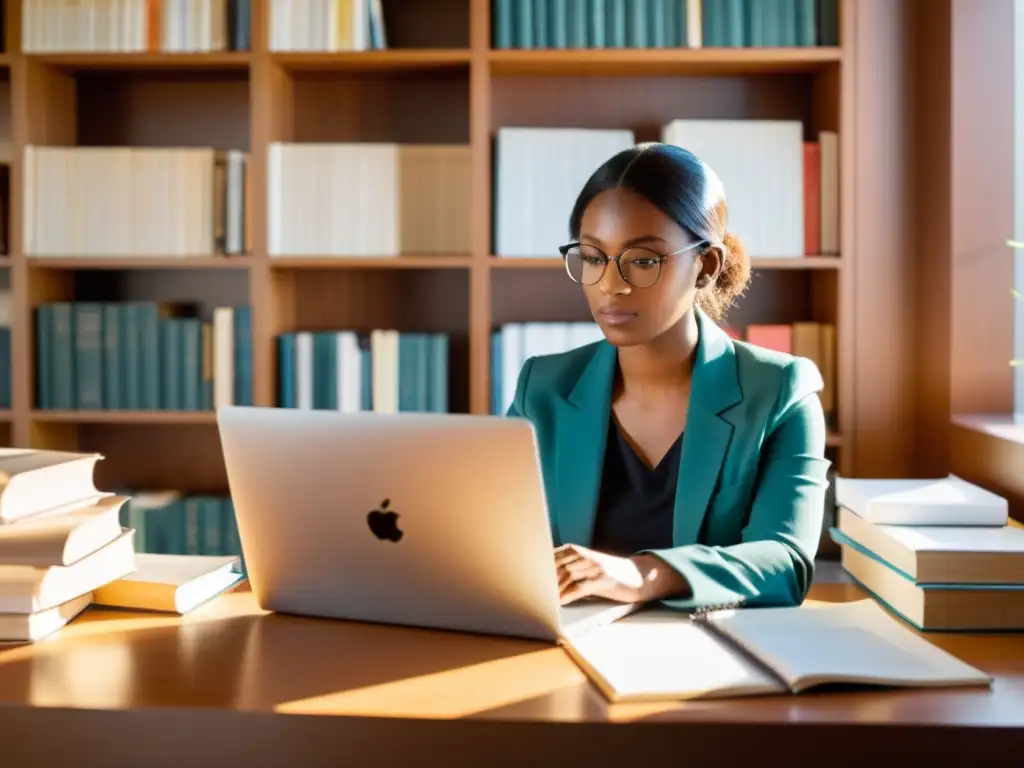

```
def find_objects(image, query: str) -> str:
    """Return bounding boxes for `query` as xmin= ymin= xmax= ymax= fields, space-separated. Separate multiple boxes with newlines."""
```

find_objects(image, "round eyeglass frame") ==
xmin=557 ymin=240 xmax=708 ymax=288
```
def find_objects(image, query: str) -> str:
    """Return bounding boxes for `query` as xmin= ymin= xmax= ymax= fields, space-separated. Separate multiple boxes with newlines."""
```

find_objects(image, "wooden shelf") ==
xmin=489 ymin=47 xmax=843 ymax=76
xmin=5 ymin=0 xmax=864 ymax=483
xmin=490 ymin=256 xmax=843 ymax=270
xmin=270 ymin=49 xmax=471 ymax=72
xmin=25 ymin=257 xmax=252 ymax=270
xmin=24 ymin=52 xmax=251 ymax=71
xmin=269 ymin=256 xmax=472 ymax=269
xmin=31 ymin=411 xmax=218 ymax=425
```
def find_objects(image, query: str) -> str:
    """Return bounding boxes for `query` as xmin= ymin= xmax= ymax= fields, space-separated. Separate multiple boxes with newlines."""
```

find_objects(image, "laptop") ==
xmin=216 ymin=406 xmax=636 ymax=642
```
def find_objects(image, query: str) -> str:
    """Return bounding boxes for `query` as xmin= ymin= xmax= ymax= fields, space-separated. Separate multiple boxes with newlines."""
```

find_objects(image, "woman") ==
xmin=505 ymin=143 xmax=830 ymax=613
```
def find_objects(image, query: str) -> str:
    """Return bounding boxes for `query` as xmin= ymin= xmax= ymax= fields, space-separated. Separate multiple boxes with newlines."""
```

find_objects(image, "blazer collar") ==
xmin=552 ymin=308 xmax=742 ymax=547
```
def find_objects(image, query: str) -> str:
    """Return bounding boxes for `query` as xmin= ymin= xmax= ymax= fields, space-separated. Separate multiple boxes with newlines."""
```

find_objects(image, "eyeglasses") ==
xmin=558 ymin=240 xmax=707 ymax=289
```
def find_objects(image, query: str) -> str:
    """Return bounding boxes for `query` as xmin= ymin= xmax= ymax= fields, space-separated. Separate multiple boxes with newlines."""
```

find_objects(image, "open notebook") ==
xmin=561 ymin=598 xmax=992 ymax=702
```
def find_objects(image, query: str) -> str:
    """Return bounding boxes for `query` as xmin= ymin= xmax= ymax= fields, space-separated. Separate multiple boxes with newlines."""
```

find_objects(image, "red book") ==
xmin=746 ymin=324 xmax=793 ymax=354
xmin=803 ymin=142 xmax=821 ymax=255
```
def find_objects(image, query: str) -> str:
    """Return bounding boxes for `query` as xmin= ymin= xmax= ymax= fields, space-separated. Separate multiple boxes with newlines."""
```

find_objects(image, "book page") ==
xmin=707 ymin=599 xmax=992 ymax=692
xmin=563 ymin=610 xmax=784 ymax=702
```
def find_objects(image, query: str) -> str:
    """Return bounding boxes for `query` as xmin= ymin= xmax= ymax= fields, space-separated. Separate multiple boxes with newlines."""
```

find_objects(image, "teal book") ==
xmin=359 ymin=333 xmax=373 ymax=411
xmin=745 ymin=0 xmax=766 ymax=47
xmin=74 ymin=303 xmax=104 ymax=410
xmin=606 ymin=0 xmax=626 ymax=47
xmin=199 ymin=496 xmax=224 ymax=556
xmin=721 ymin=0 xmax=744 ymax=46
xmin=35 ymin=305 xmax=53 ymax=409
xmin=494 ymin=0 xmax=514 ymax=47
xmin=549 ymin=0 xmax=568 ymax=47
xmin=626 ymin=0 xmax=647 ymax=47
xmin=50 ymin=303 xmax=76 ymax=411
xmin=277 ymin=333 xmax=296 ymax=407
xmin=427 ymin=333 xmax=449 ymax=414
xmin=102 ymin=304 xmax=121 ymax=410
xmin=398 ymin=333 xmax=424 ymax=412
xmin=233 ymin=306 xmax=253 ymax=406
xmin=515 ymin=0 xmax=534 ymax=47
xmin=701 ymin=0 xmax=719 ymax=46
xmin=180 ymin=318 xmax=202 ymax=411
xmin=490 ymin=330 xmax=502 ymax=414
xmin=647 ymin=0 xmax=665 ymax=48
xmin=120 ymin=304 xmax=141 ymax=410
xmin=817 ymin=0 xmax=839 ymax=46
xmin=313 ymin=332 xmax=338 ymax=410
xmin=161 ymin=319 xmax=181 ymax=410
xmin=137 ymin=303 xmax=162 ymax=410
xmin=588 ymin=0 xmax=605 ymax=47
xmin=567 ymin=0 xmax=586 ymax=47
xmin=795 ymin=0 xmax=816 ymax=45
xmin=534 ymin=0 xmax=549 ymax=47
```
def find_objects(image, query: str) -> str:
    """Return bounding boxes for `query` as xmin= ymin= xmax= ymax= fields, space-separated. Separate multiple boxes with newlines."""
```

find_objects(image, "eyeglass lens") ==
xmin=563 ymin=244 xmax=663 ymax=288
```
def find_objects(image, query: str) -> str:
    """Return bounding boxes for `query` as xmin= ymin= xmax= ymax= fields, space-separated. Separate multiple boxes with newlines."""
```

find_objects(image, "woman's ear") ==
xmin=697 ymin=244 xmax=724 ymax=286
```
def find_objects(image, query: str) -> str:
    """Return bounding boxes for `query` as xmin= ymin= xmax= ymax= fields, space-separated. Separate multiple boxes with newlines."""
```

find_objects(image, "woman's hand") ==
xmin=554 ymin=545 xmax=692 ymax=605
xmin=555 ymin=544 xmax=648 ymax=604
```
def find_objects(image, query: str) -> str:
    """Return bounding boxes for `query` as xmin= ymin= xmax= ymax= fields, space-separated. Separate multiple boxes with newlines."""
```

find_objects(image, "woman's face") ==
xmin=576 ymin=188 xmax=719 ymax=347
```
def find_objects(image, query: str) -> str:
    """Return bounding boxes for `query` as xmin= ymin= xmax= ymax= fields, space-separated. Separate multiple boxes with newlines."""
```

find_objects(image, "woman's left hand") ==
xmin=554 ymin=544 xmax=648 ymax=605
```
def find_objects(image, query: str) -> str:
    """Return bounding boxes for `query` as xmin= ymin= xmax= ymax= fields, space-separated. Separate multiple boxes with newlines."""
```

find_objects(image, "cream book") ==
xmin=0 ymin=495 xmax=126 ymax=567
xmin=93 ymin=553 xmax=246 ymax=614
xmin=834 ymin=475 xmax=1008 ymax=526
xmin=0 ymin=449 xmax=104 ymax=523
xmin=562 ymin=599 xmax=992 ymax=703
xmin=0 ymin=592 xmax=93 ymax=644
xmin=0 ymin=530 xmax=136 ymax=613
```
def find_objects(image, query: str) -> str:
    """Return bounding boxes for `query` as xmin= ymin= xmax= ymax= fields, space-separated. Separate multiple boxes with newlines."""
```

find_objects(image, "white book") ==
xmin=563 ymin=599 xmax=992 ymax=703
xmin=0 ymin=530 xmax=136 ymax=614
xmin=834 ymin=475 xmax=1009 ymax=526
xmin=0 ymin=592 xmax=93 ymax=644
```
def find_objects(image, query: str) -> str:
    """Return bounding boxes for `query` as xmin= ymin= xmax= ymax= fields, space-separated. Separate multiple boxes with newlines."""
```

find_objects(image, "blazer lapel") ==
xmin=552 ymin=341 xmax=616 ymax=546
xmin=673 ymin=310 xmax=743 ymax=546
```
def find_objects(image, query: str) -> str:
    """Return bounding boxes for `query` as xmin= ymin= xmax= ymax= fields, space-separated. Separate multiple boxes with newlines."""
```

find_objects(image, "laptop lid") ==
xmin=217 ymin=407 xmax=564 ymax=641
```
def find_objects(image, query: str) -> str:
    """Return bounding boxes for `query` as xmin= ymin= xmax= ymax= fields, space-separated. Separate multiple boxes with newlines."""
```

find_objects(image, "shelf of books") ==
xmin=0 ymin=0 xmax=852 ymax=618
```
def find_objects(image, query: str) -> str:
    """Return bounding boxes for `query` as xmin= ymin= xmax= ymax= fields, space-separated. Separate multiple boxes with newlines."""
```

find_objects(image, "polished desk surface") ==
xmin=0 ymin=582 xmax=1021 ymax=766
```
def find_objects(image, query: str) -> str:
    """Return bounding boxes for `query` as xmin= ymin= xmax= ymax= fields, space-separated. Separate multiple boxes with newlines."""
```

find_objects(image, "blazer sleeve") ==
xmin=645 ymin=358 xmax=831 ymax=611
xmin=505 ymin=357 xmax=536 ymax=419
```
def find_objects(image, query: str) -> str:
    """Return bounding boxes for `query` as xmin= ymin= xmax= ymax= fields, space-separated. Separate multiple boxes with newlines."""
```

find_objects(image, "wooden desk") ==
xmin=0 ymin=583 xmax=1020 ymax=767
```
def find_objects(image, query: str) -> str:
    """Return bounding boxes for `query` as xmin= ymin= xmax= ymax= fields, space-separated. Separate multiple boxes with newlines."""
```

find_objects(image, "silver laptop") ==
xmin=217 ymin=407 xmax=634 ymax=642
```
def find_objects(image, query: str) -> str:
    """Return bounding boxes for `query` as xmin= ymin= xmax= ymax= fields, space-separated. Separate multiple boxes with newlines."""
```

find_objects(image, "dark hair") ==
xmin=568 ymin=142 xmax=751 ymax=323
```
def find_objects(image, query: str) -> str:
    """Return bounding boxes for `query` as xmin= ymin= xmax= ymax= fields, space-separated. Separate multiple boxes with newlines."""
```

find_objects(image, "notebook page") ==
xmin=706 ymin=599 xmax=992 ymax=692
xmin=562 ymin=610 xmax=784 ymax=702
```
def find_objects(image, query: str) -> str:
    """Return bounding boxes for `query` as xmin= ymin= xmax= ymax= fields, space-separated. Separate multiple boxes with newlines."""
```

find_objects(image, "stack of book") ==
xmin=831 ymin=475 xmax=1024 ymax=631
xmin=0 ymin=449 xmax=137 ymax=644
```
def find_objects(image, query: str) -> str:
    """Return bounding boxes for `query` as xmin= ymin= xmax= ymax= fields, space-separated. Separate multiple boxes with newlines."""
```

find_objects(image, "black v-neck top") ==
xmin=591 ymin=417 xmax=683 ymax=557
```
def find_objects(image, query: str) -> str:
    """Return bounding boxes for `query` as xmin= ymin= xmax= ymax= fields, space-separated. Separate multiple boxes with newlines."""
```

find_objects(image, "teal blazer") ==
xmin=506 ymin=308 xmax=831 ymax=612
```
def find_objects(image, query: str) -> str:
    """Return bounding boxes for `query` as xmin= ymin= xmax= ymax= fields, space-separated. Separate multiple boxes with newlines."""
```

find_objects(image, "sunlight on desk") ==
xmin=266 ymin=648 xmax=583 ymax=719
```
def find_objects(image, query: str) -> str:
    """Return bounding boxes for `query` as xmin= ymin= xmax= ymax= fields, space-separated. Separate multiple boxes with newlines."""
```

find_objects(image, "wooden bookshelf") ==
xmin=0 ymin=0 xmax=868 ymax=494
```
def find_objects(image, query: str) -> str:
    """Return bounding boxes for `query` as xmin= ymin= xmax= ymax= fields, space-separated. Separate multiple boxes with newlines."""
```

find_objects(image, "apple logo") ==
xmin=367 ymin=499 xmax=403 ymax=542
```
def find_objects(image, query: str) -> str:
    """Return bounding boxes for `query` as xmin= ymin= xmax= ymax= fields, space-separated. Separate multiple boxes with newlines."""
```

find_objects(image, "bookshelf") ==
xmin=0 ymin=0 xmax=856 ymax=499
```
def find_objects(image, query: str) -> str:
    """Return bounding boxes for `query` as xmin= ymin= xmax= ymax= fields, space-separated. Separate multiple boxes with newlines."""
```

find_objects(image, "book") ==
xmin=0 ymin=593 xmax=93 ymax=644
xmin=0 ymin=530 xmax=136 ymax=613
xmin=835 ymin=506 xmax=1024 ymax=585
xmin=93 ymin=553 xmax=246 ymax=614
xmin=561 ymin=598 xmax=992 ymax=702
xmin=832 ymin=529 xmax=1024 ymax=631
xmin=834 ymin=475 xmax=1008 ymax=526
xmin=0 ymin=449 xmax=103 ymax=524
xmin=0 ymin=495 xmax=127 ymax=567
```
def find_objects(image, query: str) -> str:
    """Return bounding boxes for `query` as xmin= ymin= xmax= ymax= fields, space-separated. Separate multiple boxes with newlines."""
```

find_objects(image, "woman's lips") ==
xmin=598 ymin=308 xmax=637 ymax=326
